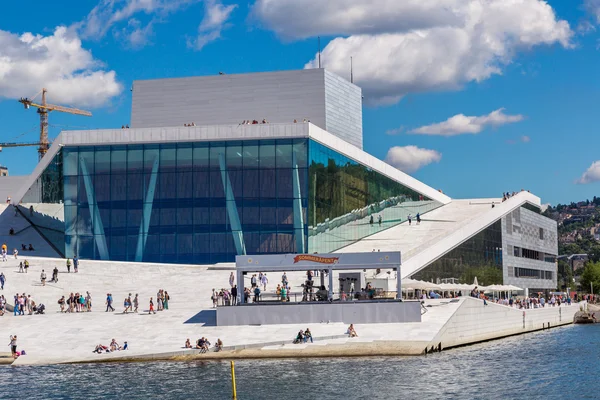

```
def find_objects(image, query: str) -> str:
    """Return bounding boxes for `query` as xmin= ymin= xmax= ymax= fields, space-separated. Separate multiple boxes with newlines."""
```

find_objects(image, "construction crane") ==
xmin=0 ymin=142 xmax=45 ymax=152
xmin=19 ymin=88 xmax=92 ymax=160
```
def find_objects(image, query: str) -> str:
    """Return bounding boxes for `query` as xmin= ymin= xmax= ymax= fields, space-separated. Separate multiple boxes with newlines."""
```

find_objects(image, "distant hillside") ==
xmin=543 ymin=197 xmax=600 ymax=255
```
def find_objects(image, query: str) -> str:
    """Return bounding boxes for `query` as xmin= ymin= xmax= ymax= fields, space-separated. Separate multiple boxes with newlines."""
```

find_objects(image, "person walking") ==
xmin=232 ymin=285 xmax=238 ymax=305
xmin=416 ymin=213 xmax=421 ymax=225
xmin=73 ymin=256 xmax=79 ymax=273
xmin=163 ymin=291 xmax=170 ymax=310
xmin=261 ymin=273 xmax=269 ymax=291
xmin=13 ymin=249 xmax=18 ymax=259
xmin=85 ymin=291 xmax=92 ymax=312
xmin=23 ymin=260 xmax=29 ymax=273
xmin=66 ymin=258 xmax=71 ymax=273
xmin=1 ymin=249 xmax=6 ymax=262
xmin=408 ymin=214 xmax=412 ymax=225
xmin=8 ymin=335 xmax=17 ymax=359
xmin=40 ymin=270 xmax=47 ymax=286
xmin=105 ymin=293 xmax=115 ymax=312
xmin=18 ymin=262 xmax=23 ymax=273
xmin=0 ymin=273 xmax=5 ymax=290
xmin=52 ymin=267 xmax=59 ymax=283
xmin=149 ymin=297 xmax=156 ymax=314
xmin=133 ymin=294 xmax=139 ymax=313
xmin=378 ymin=215 xmax=382 ymax=226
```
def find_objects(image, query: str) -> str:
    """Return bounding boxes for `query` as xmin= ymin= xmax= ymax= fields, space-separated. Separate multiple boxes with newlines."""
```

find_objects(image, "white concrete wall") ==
xmin=502 ymin=207 xmax=558 ymax=290
xmin=431 ymin=297 xmax=580 ymax=349
xmin=131 ymin=69 xmax=327 ymax=130
xmin=324 ymin=70 xmax=362 ymax=148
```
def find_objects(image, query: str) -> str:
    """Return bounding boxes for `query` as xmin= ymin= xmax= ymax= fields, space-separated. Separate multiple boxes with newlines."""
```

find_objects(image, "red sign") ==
xmin=293 ymin=255 xmax=339 ymax=264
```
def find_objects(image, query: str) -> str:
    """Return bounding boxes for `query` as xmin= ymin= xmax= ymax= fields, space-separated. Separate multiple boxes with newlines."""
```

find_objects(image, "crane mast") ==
xmin=19 ymin=88 xmax=92 ymax=160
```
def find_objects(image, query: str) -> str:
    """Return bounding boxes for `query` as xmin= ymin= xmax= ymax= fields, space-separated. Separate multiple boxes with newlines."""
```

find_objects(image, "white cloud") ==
xmin=576 ymin=161 xmax=600 ymax=184
xmin=410 ymin=108 xmax=524 ymax=136
xmin=114 ymin=18 xmax=155 ymax=49
xmin=78 ymin=0 xmax=199 ymax=47
xmin=0 ymin=27 xmax=122 ymax=108
xmin=520 ymin=135 xmax=531 ymax=143
xmin=384 ymin=146 xmax=442 ymax=173
xmin=385 ymin=126 xmax=405 ymax=136
xmin=254 ymin=0 xmax=572 ymax=105
xmin=188 ymin=0 xmax=237 ymax=50
xmin=584 ymin=0 xmax=600 ymax=24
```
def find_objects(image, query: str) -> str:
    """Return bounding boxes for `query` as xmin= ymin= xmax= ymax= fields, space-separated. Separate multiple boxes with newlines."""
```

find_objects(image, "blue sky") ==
xmin=1 ymin=0 xmax=600 ymax=205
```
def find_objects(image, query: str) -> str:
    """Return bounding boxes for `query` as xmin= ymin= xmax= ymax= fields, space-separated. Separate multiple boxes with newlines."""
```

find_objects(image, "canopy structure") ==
xmin=235 ymin=252 xmax=401 ymax=304
xmin=401 ymin=279 xmax=441 ymax=291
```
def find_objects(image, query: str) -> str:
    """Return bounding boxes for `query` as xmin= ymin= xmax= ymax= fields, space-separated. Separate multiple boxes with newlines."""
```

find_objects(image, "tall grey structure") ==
xmin=130 ymin=69 xmax=364 ymax=148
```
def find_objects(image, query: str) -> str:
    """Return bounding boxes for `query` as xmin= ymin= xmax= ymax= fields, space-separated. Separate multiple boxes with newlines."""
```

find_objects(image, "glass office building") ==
xmin=20 ymin=138 xmax=442 ymax=264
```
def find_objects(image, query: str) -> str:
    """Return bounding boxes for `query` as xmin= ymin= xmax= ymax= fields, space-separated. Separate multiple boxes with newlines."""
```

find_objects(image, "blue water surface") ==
xmin=0 ymin=324 xmax=598 ymax=400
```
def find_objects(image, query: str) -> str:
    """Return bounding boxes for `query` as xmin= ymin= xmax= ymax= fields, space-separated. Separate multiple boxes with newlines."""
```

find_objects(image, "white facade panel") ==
xmin=502 ymin=207 xmax=558 ymax=290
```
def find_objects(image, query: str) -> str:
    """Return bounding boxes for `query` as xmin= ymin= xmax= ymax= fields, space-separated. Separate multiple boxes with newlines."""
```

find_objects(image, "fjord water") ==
xmin=0 ymin=324 xmax=597 ymax=400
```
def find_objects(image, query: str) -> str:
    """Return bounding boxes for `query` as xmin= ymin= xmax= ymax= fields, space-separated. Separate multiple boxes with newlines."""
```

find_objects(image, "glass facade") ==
xmin=62 ymin=140 xmax=308 ymax=264
xmin=23 ymin=138 xmax=444 ymax=264
xmin=20 ymin=151 xmax=66 ymax=255
xmin=411 ymin=221 xmax=504 ymax=286
xmin=308 ymin=140 xmax=442 ymax=253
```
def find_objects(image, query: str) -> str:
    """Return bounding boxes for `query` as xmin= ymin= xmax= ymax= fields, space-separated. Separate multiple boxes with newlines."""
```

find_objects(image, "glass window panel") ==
xmin=79 ymin=148 xmax=94 ymax=175
xmin=177 ymin=207 xmax=193 ymax=226
xmin=193 ymin=171 xmax=210 ymax=198
xmin=160 ymin=234 xmax=176 ymax=255
xmin=110 ymin=235 xmax=127 ymax=257
xmin=226 ymin=144 xmax=243 ymax=168
xmin=111 ymin=148 xmax=127 ymax=174
xmin=157 ymin=173 xmax=177 ymax=199
xmin=260 ymin=169 xmax=276 ymax=198
xmin=111 ymin=208 xmax=127 ymax=229
xmin=178 ymin=233 xmax=193 ymax=256
xmin=78 ymin=236 xmax=95 ymax=260
xmin=143 ymin=147 xmax=160 ymax=174
xmin=177 ymin=172 xmax=193 ymax=199
xmin=243 ymin=143 xmax=259 ymax=168
xmin=209 ymin=171 xmax=225 ymax=198
xmin=177 ymin=145 xmax=193 ymax=171
xmin=276 ymin=141 xmax=293 ymax=168
xmin=94 ymin=175 xmax=111 ymax=203
xmin=194 ymin=233 xmax=211 ymax=253
xmin=159 ymin=146 xmax=177 ymax=173
xmin=242 ymin=170 xmax=260 ymax=198
xmin=229 ymin=170 xmax=244 ymax=199
xmin=64 ymin=149 xmax=78 ymax=176
xmin=64 ymin=205 xmax=77 ymax=236
xmin=110 ymin=174 xmax=127 ymax=202
xmin=127 ymin=148 xmax=144 ymax=172
xmin=95 ymin=149 xmax=111 ymax=174
xmin=193 ymin=144 xmax=210 ymax=170
xmin=276 ymin=169 xmax=294 ymax=199
xmin=127 ymin=207 xmax=143 ymax=233
xmin=64 ymin=176 xmax=78 ymax=205
xmin=260 ymin=143 xmax=276 ymax=168
xmin=193 ymin=208 xmax=211 ymax=233
xmin=292 ymin=139 xmax=308 ymax=168
xmin=210 ymin=206 xmax=227 ymax=233
xmin=127 ymin=174 xmax=145 ymax=202
xmin=77 ymin=175 xmax=92 ymax=205
xmin=160 ymin=207 xmax=177 ymax=228
xmin=209 ymin=144 xmax=226 ymax=168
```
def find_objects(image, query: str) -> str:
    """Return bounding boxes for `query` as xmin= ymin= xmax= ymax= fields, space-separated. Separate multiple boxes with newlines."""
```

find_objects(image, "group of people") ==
xmin=93 ymin=339 xmax=128 ymax=353
xmin=293 ymin=328 xmax=313 ymax=344
xmin=369 ymin=214 xmax=383 ymax=226
xmin=184 ymin=337 xmax=223 ymax=352
xmin=20 ymin=244 xmax=35 ymax=252
xmin=407 ymin=213 xmax=421 ymax=225
xmin=502 ymin=190 xmax=529 ymax=202
xmin=13 ymin=293 xmax=44 ymax=315
xmin=58 ymin=292 xmax=92 ymax=313
xmin=184 ymin=122 xmax=196 ymax=127
xmin=212 ymin=287 xmax=236 ymax=307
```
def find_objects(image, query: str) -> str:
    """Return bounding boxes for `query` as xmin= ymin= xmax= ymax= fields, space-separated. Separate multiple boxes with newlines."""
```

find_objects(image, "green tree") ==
xmin=589 ymin=245 xmax=600 ymax=263
xmin=580 ymin=261 xmax=600 ymax=294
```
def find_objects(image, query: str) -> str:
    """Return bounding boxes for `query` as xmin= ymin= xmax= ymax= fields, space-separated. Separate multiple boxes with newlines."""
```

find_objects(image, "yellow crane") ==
xmin=19 ymin=88 xmax=92 ymax=160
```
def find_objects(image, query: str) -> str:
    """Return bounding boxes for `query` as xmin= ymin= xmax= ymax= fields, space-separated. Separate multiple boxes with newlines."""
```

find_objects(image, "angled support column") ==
xmin=292 ymin=150 xmax=306 ymax=253
xmin=135 ymin=151 xmax=160 ymax=262
xmin=328 ymin=267 xmax=334 ymax=300
xmin=79 ymin=156 xmax=109 ymax=260
xmin=218 ymin=153 xmax=246 ymax=255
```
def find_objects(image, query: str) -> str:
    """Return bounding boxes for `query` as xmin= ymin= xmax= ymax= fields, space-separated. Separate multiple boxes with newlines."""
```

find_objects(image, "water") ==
xmin=0 ymin=324 xmax=598 ymax=399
